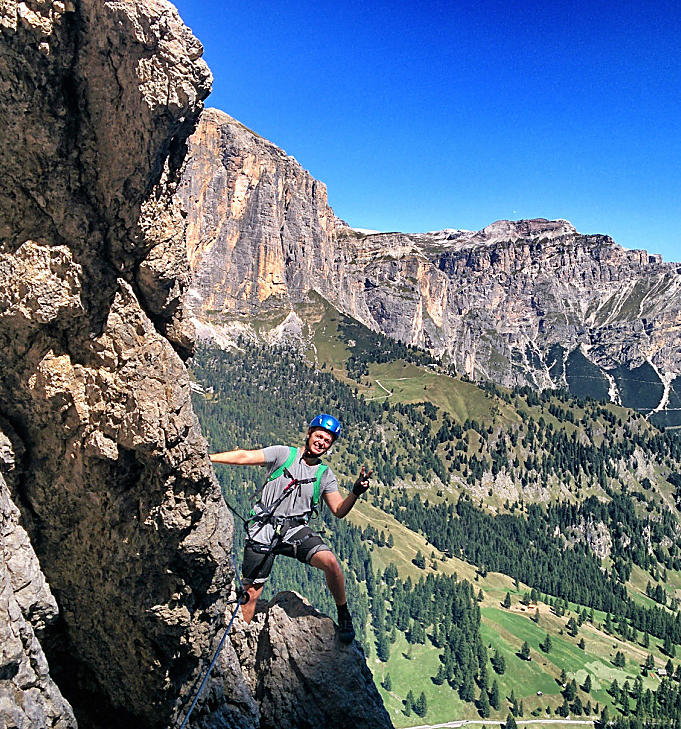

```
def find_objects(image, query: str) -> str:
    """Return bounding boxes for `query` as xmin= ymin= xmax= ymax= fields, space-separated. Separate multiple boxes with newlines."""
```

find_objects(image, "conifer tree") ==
xmin=490 ymin=679 xmax=501 ymax=709
xmin=478 ymin=688 xmax=490 ymax=718
xmin=414 ymin=692 xmax=427 ymax=717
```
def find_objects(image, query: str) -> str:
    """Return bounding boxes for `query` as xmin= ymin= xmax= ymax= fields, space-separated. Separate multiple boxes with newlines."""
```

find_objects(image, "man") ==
xmin=209 ymin=414 xmax=371 ymax=644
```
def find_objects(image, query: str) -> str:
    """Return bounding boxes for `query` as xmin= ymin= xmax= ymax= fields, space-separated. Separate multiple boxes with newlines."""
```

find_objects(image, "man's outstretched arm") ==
xmin=209 ymin=448 xmax=266 ymax=465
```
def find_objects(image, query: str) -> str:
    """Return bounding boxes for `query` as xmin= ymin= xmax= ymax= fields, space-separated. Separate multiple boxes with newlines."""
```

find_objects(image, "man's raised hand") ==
xmin=352 ymin=465 xmax=373 ymax=496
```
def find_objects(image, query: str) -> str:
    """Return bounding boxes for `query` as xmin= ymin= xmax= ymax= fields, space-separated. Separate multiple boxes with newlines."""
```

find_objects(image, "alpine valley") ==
xmin=2 ymin=1 xmax=681 ymax=729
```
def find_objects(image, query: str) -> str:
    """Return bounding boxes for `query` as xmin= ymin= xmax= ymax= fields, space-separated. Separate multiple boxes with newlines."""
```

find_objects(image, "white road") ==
xmin=407 ymin=719 xmax=595 ymax=729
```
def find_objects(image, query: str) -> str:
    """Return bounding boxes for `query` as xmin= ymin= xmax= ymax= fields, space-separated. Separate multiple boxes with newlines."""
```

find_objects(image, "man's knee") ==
xmin=310 ymin=550 xmax=341 ymax=573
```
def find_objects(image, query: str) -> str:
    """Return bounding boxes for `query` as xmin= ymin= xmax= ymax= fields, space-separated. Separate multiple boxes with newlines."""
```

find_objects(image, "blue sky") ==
xmin=173 ymin=0 xmax=680 ymax=262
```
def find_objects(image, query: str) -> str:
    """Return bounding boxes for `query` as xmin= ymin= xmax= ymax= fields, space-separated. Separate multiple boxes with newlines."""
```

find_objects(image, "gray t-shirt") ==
xmin=247 ymin=446 xmax=338 ymax=545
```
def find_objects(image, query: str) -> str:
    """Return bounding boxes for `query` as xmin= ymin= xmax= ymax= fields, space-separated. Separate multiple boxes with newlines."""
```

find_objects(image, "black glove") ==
xmin=352 ymin=467 xmax=372 ymax=496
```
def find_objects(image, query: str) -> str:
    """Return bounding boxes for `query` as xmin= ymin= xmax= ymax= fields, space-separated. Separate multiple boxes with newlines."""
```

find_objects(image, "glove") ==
xmin=352 ymin=467 xmax=372 ymax=496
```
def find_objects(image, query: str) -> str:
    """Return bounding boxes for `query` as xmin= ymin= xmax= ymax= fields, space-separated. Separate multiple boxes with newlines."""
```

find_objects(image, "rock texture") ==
xmin=230 ymin=592 xmax=393 ymax=729
xmin=0 ymin=1 xmax=255 ymax=727
xmin=0 ymin=432 xmax=76 ymax=729
xmin=178 ymin=109 xmax=343 ymax=317
xmin=179 ymin=112 xmax=681 ymax=420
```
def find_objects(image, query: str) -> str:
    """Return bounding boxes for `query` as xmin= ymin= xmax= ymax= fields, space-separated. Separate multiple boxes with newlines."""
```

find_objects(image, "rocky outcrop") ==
xmin=231 ymin=592 xmax=393 ymax=729
xmin=0 ymin=1 xmax=256 ymax=727
xmin=178 ymin=113 xmax=681 ymax=418
xmin=0 ymin=432 xmax=76 ymax=729
xmin=178 ymin=109 xmax=344 ymax=317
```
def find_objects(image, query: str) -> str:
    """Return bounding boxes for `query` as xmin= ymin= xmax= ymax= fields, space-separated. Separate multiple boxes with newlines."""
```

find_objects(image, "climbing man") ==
xmin=209 ymin=414 xmax=371 ymax=644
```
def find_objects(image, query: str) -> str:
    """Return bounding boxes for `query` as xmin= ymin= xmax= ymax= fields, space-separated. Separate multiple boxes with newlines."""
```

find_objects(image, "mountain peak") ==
xmin=473 ymin=218 xmax=578 ymax=245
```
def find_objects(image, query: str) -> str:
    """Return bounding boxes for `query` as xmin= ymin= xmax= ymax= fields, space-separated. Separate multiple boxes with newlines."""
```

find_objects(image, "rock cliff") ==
xmin=0 ymin=2 xmax=390 ymax=728
xmin=0 ymin=1 xmax=249 ymax=726
xmin=179 ymin=112 xmax=681 ymax=421
xmin=178 ymin=109 xmax=345 ymax=319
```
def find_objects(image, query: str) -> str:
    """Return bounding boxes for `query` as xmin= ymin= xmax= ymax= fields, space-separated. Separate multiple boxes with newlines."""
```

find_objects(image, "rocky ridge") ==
xmin=178 ymin=112 xmax=681 ymax=420
xmin=0 ymin=2 xmax=389 ymax=728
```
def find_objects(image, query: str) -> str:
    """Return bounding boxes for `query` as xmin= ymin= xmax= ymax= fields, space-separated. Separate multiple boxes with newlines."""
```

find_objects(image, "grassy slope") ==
xmin=347 ymin=504 xmax=676 ymax=728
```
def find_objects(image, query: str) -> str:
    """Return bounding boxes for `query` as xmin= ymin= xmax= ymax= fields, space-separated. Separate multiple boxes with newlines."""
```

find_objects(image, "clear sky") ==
xmin=173 ymin=0 xmax=680 ymax=262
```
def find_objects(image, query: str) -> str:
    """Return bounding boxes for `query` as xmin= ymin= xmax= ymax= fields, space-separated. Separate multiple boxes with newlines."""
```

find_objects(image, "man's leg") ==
xmin=240 ymin=542 xmax=275 ymax=623
xmin=309 ymin=550 xmax=346 ymax=605
xmin=241 ymin=583 xmax=264 ymax=624
xmin=309 ymin=549 xmax=354 ymax=643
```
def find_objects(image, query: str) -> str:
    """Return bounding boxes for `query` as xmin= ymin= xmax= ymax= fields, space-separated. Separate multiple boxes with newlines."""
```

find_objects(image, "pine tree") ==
xmin=383 ymin=673 xmax=392 ymax=691
xmin=502 ymin=591 xmax=512 ymax=609
xmin=520 ymin=641 xmax=530 ymax=660
xmin=376 ymin=633 xmax=390 ymax=662
xmin=490 ymin=679 xmax=501 ymax=709
xmin=478 ymin=688 xmax=490 ymax=718
xmin=405 ymin=689 xmax=415 ymax=716
xmin=414 ymin=692 xmax=427 ymax=718
xmin=583 ymin=673 xmax=592 ymax=693
xmin=492 ymin=649 xmax=506 ymax=674
xmin=505 ymin=712 xmax=518 ymax=729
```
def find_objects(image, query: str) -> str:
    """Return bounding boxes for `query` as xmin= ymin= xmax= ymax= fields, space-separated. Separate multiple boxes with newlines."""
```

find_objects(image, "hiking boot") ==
xmin=337 ymin=609 xmax=355 ymax=644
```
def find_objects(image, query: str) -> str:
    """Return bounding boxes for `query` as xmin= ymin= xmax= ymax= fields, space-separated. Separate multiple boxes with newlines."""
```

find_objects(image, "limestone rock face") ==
xmin=230 ymin=592 xmax=394 ymax=729
xmin=179 ymin=112 xmax=681 ymax=414
xmin=0 ymin=1 xmax=259 ymax=727
xmin=178 ymin=109 xmax=344 ymax=317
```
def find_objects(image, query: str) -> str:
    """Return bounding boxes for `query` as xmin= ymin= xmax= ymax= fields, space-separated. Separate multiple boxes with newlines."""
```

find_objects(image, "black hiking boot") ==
xmin=337 ymin=604 xmax=355 ymax=644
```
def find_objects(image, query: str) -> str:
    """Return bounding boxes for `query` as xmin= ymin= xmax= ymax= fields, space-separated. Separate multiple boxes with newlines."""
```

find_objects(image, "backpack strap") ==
xmin=265 ymin=446 xmax=298 ymax=483
xmin=312 ymin=464 xmax=328 ymax=507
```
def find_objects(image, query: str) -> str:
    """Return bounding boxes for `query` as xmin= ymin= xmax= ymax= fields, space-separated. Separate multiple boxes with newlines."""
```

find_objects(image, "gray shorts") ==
xmin=241 ymin=525 xmax=331 ymax=586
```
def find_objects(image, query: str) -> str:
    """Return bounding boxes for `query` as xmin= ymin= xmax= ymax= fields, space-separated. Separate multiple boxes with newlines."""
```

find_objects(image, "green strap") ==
xmin=265 ymin=446 xmax=298 ymax=483
xmin=312 ymin=464 xmax=327 ymax=507
xmin=249 ymin=447 xmax=326 ymax=519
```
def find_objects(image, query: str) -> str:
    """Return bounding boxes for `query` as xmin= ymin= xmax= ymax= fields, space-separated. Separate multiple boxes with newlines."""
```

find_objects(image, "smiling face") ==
xmin=306 ymin=427 xmax=335 ymax=457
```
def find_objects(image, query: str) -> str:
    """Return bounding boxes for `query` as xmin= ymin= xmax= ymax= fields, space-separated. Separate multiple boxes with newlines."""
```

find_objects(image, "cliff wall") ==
xmin=0 ymin=2 xmax=251 ymax=727
xmin=179 ymin=109 xmax=343 ymax=318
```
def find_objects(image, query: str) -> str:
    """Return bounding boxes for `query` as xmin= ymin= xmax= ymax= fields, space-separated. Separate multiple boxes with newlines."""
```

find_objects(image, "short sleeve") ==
xmin=262 ymin=445 xmax=291 ymax=475
xmin=320 ymin=466 xmax=338 ymax=495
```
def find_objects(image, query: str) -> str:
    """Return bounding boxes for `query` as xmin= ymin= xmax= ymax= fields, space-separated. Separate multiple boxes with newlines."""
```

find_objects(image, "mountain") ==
xmin=177 ymin=111 xmax=681 ymax=427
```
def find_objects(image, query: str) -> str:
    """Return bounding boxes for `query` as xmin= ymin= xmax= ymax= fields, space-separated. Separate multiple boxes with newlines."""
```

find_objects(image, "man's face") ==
xmin=307 ymin=427 xmax=334 ymax=456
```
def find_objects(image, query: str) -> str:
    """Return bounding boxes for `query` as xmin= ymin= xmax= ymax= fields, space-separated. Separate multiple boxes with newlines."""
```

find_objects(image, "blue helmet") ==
xmin=309 ymin=413 xmax=341 ymax=440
